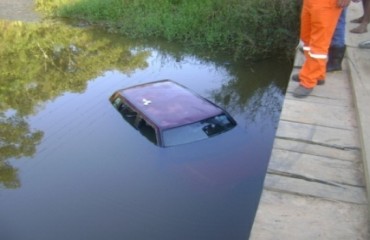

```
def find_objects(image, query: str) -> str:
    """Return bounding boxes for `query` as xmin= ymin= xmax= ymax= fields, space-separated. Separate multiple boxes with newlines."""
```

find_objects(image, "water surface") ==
xmin=0 ymin=20 xmax=292 ymax=240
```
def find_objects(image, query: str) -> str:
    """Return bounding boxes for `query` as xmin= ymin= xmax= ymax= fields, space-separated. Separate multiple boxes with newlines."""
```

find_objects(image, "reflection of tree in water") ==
xmin=134 ymin=38 xmax=292 ymax=129
xmin=0 ymin=112 xmax=43 ymax=188
xmin=211 ymin=60 xmax=292 ymax=129
xmin=0 ymin=162 xmax=19 ymax=189
xmin=0 ymin=20 xmax=150 ymax=117
xmin=0 ymin=20 xmax=150 ymax=188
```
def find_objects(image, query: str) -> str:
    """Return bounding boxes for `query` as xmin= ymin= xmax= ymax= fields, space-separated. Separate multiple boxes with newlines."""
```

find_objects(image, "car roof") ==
xmin=116 ymin=80 xmax=223 ymax=129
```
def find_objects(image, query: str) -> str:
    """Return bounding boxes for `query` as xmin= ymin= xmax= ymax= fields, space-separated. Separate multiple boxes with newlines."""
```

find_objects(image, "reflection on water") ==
xmin=0 ymin=20 xmax=150 ymax=189
xmin=0 ymin=20 xmax=292 ymax=239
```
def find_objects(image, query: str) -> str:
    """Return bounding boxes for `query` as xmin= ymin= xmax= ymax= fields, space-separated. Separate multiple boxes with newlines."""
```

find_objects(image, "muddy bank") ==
xmin=0 ymin=0 xmax=40 ymax=22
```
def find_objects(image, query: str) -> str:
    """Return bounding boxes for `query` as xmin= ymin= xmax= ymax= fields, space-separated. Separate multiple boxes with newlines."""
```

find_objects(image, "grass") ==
xmin=36 ymin=0 xmax=301 ymax=60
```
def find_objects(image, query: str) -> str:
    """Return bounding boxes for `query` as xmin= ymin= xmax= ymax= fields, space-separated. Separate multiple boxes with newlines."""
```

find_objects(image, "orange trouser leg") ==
xmin=299 ymin=0 xmax=342 ymax=88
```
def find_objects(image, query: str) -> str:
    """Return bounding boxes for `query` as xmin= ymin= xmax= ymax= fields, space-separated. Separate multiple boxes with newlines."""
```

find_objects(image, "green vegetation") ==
xmin=0 ymin=112 xmax=43 ymax=189
xmin=36 ymin=0 xmax=301 ymax=60
xmin=0 ymin=20 xmax=151 ymax=188
xmin=0 ymin=20 xmax=149 ymax=117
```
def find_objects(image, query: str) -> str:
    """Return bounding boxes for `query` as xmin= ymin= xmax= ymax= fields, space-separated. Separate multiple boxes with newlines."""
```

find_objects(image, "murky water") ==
xmin=0 ymin=20 xmax=292 ymax=240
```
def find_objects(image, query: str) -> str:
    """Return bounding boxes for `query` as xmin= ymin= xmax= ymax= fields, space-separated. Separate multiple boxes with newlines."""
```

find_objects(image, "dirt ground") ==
xmin=0 ymin=0 xmax=40 ymax=22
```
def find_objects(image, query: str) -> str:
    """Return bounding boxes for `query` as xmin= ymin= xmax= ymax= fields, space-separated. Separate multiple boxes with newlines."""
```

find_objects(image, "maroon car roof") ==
xmin=117 ymin=80 xmax=223 ymax=129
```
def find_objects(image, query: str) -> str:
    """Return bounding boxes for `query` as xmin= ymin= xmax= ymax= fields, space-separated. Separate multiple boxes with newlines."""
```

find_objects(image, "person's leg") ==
xmin=364 ymin=0 xmax=370 ymax=23
xmin=294 ymin=0 xmax=342 ymax=97
xmin=331 ymin=9 xmax=346 ymax=47
xmin=351 ymin=0 xmax=366 ymax=23
xmin=300 ymin=0 xmax=311 ymax=59
xmin=351 ymin=0 xmax=370 ymax=33
xmin=327 ymin=9 xmax=347 ymax=72
xmin=297 ymin=0 xmax=316 ymax=88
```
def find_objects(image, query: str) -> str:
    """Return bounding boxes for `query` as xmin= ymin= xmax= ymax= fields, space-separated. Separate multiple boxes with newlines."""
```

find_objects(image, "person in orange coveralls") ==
xmin=293 ymin=0 xmax=351 ymax=98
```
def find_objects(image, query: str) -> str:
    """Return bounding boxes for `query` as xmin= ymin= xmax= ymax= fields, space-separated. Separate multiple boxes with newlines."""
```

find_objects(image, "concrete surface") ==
xmin=0 ymin=0 xmax=40 ymax=22
xmin=250 ymin=2 xmax=370 ymax=239
xmin=346 ymin=1 xmax=370 ymax=213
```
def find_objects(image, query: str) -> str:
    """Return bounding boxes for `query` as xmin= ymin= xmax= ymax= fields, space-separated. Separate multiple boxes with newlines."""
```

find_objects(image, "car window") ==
xmin=112 ymin=97 xmax=158 ymax=145
xmin=162 ymin=113 xmax=236 ymax=147
xmin=112 ymin=97 xmax=137 ymax=126
xmin=137 ymin=119 xmax=157 ymax=145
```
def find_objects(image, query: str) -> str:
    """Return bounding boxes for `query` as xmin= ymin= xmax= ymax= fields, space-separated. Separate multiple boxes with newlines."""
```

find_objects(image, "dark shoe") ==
xmin=298 ymin=45 xmax=304 ymax=53
xmin=326 ymin=46 xmax=346 ymax=72
xmin=293 ymin=85 xmax=313 ymax=98
xmin=317 ymin=79 xmax=325 ymax=85
xmin=291 ymin=74 xmax=325 ymax=85
xmin=291 ymin=74 xmax=300 ymax=82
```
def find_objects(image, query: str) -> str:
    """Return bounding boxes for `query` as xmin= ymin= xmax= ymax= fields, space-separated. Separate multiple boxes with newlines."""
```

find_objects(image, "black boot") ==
xmin=326 ymin=46 xmax=346 ymax=72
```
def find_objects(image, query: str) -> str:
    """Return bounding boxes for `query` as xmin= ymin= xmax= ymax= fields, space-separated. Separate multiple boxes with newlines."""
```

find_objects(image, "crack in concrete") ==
xmin=277 ymin=136 xmax=360 ymax=151
xmin=267 ymin=169 xmax=366 ymax=189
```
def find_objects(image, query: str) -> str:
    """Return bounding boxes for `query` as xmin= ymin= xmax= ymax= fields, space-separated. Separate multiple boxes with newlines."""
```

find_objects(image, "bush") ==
xmin=36 ymin=0 xmax=300 ymax=60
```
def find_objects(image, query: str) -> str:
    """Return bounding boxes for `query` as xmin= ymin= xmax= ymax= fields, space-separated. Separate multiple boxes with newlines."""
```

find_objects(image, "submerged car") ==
xmin=109 ymin=79 xmax=237 ymax=147
xmin=106 ymin=80 xmax=266 ymax=239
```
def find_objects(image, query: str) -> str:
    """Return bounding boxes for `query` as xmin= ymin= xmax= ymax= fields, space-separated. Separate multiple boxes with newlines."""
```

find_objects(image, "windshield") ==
xmin=162 ymin=114 xmax=236 ymax=147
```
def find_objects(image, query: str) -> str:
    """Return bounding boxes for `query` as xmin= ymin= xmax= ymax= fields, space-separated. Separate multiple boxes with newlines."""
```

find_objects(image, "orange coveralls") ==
xmin=299 ymin=0 xmax=343 ymax=88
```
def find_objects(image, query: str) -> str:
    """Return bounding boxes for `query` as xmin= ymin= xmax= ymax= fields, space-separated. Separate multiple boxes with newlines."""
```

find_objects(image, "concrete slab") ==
xmin=346 ymin=0 xmax=370 ymax=218
xmin=347 ymin=36 xmax=370 ymax=219
xmin=250 ymin=2 xmax=370 ymax=239
xmin=250 ymin=190 xmax=369 ymax=240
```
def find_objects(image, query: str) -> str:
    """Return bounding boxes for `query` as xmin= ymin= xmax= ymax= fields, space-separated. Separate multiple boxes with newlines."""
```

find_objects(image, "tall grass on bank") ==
xmin=36 ymin=0 xmax=300 ymax=60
